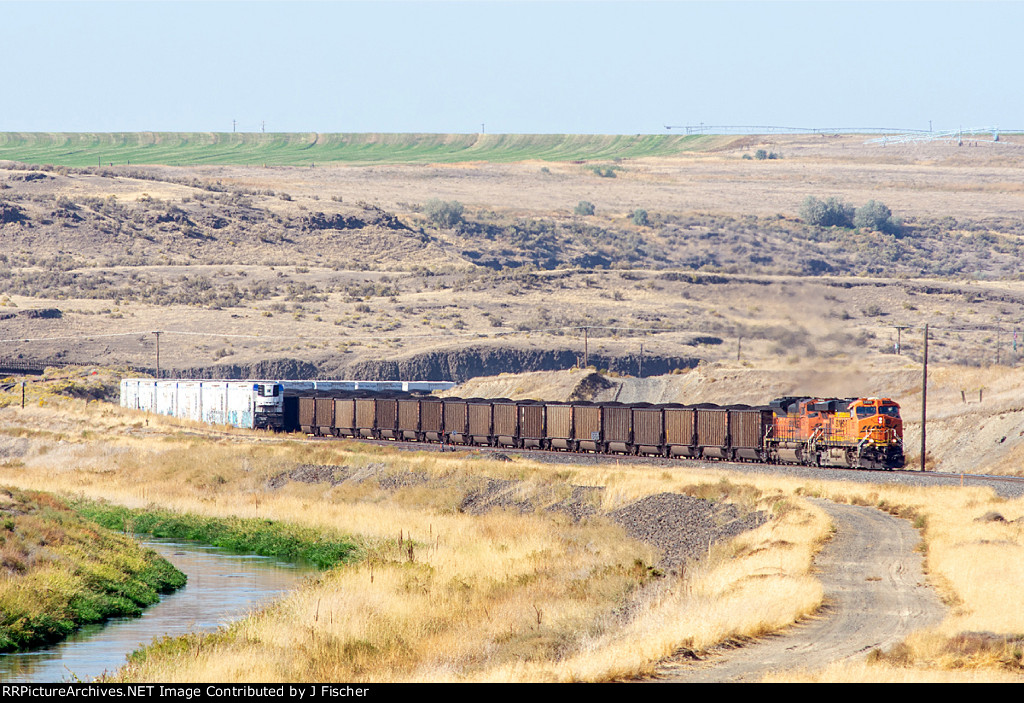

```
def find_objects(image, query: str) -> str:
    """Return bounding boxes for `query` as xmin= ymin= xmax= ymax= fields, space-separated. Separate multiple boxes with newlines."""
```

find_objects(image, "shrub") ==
xmin=800 ymin=196 xmax=854 ymax=227
xmin=632 ymin=209 xmax=649 ymax=227
xmin=855 ymin=200 xmax=900 ymax=233
xmin=574 ymin=201 xmax=595 ymax=216
xmin=423 ymin=199 xmax=464 ymax=228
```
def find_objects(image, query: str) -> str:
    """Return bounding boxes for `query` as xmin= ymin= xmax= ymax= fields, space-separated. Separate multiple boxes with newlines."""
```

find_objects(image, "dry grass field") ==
xmin=0 ymin=386 xmax=1022 ymax=682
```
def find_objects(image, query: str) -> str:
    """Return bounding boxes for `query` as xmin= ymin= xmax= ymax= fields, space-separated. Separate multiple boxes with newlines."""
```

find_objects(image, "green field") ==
xmin=0 ymin=132 xmax=722 ymax=167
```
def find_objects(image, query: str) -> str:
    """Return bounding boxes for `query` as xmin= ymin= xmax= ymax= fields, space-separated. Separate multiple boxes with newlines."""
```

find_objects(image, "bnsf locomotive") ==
xmin=291 ymin=393 xmax=905 ymax=471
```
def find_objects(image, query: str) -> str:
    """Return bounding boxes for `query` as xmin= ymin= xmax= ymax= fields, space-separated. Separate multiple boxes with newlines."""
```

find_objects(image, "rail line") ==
xmin=304 ymin=434 xmax=1024 ymax=495
xmin=116 ymin=414 xmax=1024 ymax=497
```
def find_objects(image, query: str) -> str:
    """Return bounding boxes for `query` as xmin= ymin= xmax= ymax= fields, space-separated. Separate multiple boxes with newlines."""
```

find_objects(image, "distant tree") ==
xmin=754 ymin=149 xmax=768 ymax=160
xmin=632 ymin=208 xmax=649 ymax=226
xmin=574 ymin=200 xmax=595 ymax=216
xmin=423 ymin=199 xmax=464 ymax=228
xmin=800 ymin=196 xmax=854 ymax=227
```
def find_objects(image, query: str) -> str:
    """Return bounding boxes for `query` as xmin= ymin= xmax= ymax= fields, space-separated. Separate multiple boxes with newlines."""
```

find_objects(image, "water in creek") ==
xmin=0 ymin=539 xmax=315 ymax=683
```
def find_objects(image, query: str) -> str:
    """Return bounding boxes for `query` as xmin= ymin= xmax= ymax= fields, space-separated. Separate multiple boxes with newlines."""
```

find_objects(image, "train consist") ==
xmin=119 ymin=379 xmax=904 ymax=470
xmin=292 ymin=393 xmax=906 ymax=470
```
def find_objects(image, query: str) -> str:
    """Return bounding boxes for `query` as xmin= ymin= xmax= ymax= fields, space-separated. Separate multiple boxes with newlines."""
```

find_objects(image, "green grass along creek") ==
xmin=0 ymin=490 xmax=358 ymax=653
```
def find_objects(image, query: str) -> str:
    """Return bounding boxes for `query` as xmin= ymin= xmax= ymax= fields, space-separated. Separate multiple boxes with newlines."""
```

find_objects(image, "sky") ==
xmin=2 ymin=1 xmax=1022 ymax=134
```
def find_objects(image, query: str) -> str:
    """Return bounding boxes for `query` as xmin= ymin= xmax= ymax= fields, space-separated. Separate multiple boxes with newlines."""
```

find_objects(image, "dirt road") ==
xmin=655 ymin=500 xmax=946 ymax=682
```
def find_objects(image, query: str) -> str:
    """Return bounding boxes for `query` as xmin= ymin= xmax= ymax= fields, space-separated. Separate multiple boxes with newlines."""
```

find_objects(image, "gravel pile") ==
xmin=460 ymin=483 xmax=767 ymax=570
xmin=458 ymin=478 xmax=535 ymax=515
xmin=547 ymin=486 xmax=603 ymax=522
xmin=458 ymin=479 xmax=603 ymax=521
xmin=269 ymin=463 xmax=767 ymax=573
xmin=610 ymin=493 xmax=767 ymax=572
xmin=267 ymin=463 xmax=430 ymax=490
xmin=267 ymin=464 xmax=344 ymax=488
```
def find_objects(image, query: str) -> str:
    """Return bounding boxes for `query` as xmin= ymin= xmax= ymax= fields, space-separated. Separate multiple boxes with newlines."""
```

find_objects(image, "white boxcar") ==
xmin=120 ymin=378 xmax=455 ymax=430
xmin=121 ymin=379 xmax=159 ymax=414
xmin=120 ymin=379 xmax=285 ymax=429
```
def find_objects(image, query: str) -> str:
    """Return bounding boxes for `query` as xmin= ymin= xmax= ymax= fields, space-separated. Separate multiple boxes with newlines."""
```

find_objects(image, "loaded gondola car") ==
xmin=544 ymin=401 xmax=573 ymax=451
xmin=518 ymin=401 xmax=545 ymax=449
xmin=294 ymin=392 xmax=906 ymax=471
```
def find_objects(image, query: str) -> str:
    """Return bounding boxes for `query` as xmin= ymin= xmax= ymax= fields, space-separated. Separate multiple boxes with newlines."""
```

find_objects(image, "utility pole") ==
xmin=921 ymin=323 xmax=928 ymax=472
xmin=154 ymin=331 xmax=162 ymax=379
xmin=893 ymin=325 xmax=910 ymax=355
xmin=583 ymin=327 xmax=589 ymax=369
xmin=232 ymin=119 xmax=237 ymax=133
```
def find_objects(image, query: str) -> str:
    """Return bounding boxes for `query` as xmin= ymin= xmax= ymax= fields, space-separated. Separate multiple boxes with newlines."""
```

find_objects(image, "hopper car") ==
xmin=292 ymin=393 xmax=905 ymax=471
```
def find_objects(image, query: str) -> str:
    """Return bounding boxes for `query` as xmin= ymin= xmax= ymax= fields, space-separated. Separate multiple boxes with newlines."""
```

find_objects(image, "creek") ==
xmin=0 ymin=538 xmax=315 ymax=683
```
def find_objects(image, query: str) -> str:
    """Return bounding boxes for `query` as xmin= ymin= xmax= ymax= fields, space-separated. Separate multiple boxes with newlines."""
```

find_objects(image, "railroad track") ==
xmin=120 ymin=420 xmax=1024 ymax=498
xmin=304 ymin=434 xmax=1024 ymax=498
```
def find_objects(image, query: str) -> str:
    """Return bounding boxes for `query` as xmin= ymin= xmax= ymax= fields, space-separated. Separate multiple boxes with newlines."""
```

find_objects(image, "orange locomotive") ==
xmin=767 ymin=397 xmax=905 ymax=470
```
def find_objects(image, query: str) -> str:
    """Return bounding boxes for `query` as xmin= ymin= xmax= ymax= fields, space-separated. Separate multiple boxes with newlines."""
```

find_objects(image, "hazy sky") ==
xmin=3 ymin=1 xmax=1021 ymax=134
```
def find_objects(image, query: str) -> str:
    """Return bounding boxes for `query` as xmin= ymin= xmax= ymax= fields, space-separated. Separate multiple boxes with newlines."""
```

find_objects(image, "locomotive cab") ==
xmin=845 ymin=398 xmax=904 ymax=469
xmin=849 ymin=398 xmax=903 ymax=444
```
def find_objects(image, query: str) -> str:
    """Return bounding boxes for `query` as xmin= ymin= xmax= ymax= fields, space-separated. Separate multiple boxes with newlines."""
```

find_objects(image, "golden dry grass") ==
xmin=0 ymin=399 xmax=828 ymax=681
xmin=1 ymin=393 xmax=1023 ymax=681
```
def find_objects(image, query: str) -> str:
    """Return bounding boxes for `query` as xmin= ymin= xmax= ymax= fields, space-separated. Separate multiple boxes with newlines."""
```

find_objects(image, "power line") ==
xmin=0 ymin=324 xmax=689 ymax=346
xmin=0 ymin=331 xmax=146 ymax=344
xmin=3 ymin=321 xmax=1017 ymax=347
